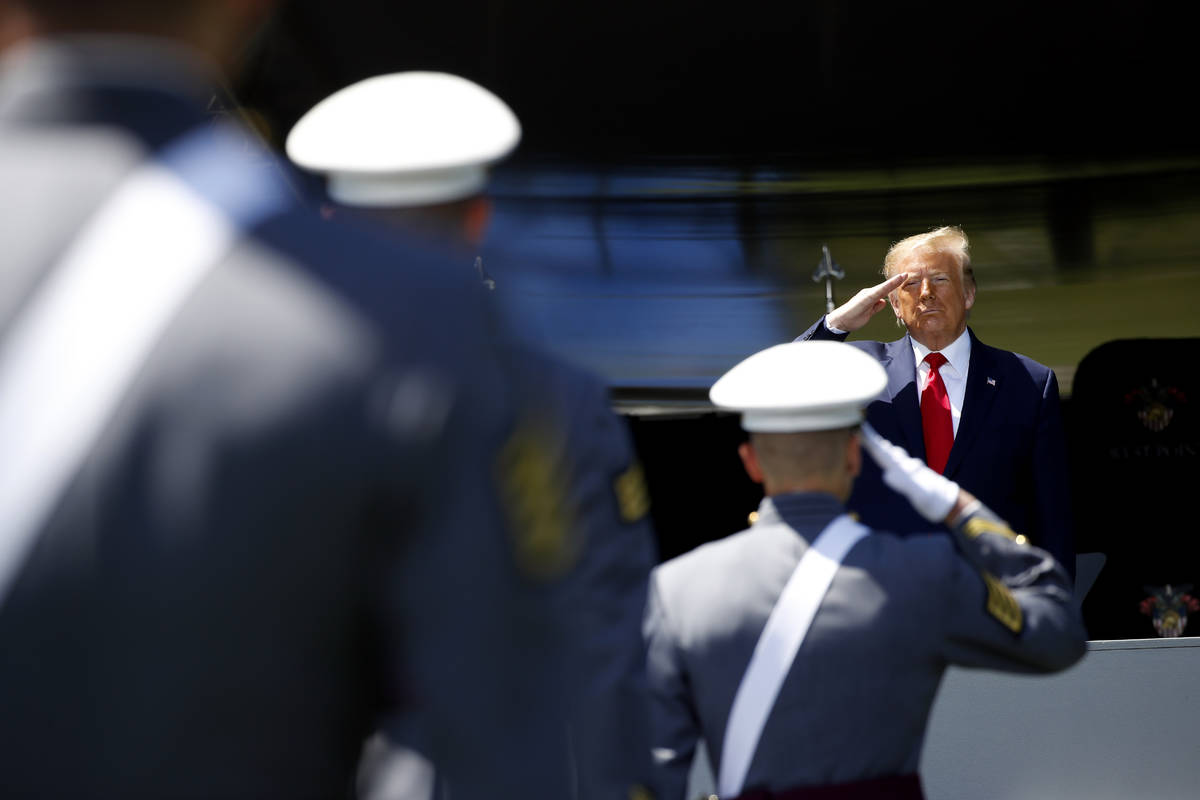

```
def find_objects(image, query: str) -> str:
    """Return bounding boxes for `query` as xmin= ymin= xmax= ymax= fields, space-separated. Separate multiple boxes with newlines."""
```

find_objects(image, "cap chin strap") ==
xmin=717 ymin=513 xmax=870 ymax=798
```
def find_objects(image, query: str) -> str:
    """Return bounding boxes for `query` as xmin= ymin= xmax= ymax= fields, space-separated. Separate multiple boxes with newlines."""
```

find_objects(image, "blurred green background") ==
xmin=751 ymin=159 xmax=1200 ymax=396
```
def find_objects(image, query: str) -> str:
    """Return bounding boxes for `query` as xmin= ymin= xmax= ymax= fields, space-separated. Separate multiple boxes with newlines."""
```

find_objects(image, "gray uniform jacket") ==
xmin=643 ymin=492 xmax=1087 ymax=799
xmin=0 ymin=37 xmax=567 ymax=799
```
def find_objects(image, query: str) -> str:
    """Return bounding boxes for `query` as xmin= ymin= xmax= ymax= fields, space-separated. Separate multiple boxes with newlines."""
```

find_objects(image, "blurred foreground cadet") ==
xmin=797 ymin=227 xmax=1074 ymax=575
xmin=643 ymin=341 xmax=1086 ymax=800
xmin=287 ymin=71 xmax=658 ymax=800
xmin=0 ymin=2 xmax=567 ymax=798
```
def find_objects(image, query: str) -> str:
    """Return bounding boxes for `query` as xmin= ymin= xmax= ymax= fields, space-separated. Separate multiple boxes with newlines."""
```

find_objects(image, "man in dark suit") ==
xmin=0 ymin=2 xmax=569 ymax=797
xmin=797 ymin=226 xmax=1073 ymax=574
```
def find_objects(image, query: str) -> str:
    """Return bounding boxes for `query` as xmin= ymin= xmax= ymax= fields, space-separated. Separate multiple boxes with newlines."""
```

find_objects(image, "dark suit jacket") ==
xmin=0 ymin=38 xmax=567 ymax=799
xmin=798 ymin=317 xmax=1074 ymax=574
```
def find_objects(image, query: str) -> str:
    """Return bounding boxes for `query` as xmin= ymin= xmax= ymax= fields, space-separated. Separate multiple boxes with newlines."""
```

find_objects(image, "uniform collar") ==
xmin=910 ymin=326 xmax=971 ymax=375
xmin=754 ymin=492 xmax=846 ymax=529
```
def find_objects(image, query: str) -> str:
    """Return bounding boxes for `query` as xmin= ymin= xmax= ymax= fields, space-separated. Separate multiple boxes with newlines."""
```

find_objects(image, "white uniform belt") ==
xmin=0 ymin=157 xmax=236 ymax=605
xmin=718 ymin=512 xmax=870 ymax=798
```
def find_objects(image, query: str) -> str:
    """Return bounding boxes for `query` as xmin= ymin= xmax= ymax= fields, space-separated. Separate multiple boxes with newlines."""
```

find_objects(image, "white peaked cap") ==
xmin=710 ymin=341 xmax=887 ymax=432
xmin=285 ymin=71 xmax=522 ymax=207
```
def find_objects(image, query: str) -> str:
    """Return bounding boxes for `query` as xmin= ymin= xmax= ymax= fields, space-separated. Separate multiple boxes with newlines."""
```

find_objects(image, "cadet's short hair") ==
xmin=11 ymin=0 xmax=200 ymax=29
xmin=882 ymin=225 xmax=974 ymax=287
xmin=750 ymin=427 xmax=857 ymax=485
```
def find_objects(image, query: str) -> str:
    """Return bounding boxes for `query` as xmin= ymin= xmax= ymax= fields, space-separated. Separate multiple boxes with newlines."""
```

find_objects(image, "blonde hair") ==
xmin=882 ymin=226 xmax=971 ymax=280
xmin=881 ymin=226 xmax=975 ymax=328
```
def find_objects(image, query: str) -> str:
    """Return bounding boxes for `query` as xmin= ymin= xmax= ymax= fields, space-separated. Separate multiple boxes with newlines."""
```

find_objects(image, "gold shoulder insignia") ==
xmin=964 ymin=516 xmax=1022 ymax=543
xmin=628 ymin=784 xmax=655 ymax=800
xmin=495 ymin=422 xmax=578 ymax=579
xmin=981 ymin=571 xmax=1023 ymax=634
xmin=613 ymin=461 xmax=651 ymax=524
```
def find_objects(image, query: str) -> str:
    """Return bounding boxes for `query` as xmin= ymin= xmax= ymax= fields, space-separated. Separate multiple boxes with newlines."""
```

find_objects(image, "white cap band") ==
xmin=740 ymin=406 xmax=866 ymax=433
xmin=327 ymin=166 xmax=488 ymax=208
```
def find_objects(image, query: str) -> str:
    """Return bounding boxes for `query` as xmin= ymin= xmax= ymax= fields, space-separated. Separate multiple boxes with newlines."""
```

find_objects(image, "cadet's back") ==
xmin=0 ymin=36 xmax=557 ymax=799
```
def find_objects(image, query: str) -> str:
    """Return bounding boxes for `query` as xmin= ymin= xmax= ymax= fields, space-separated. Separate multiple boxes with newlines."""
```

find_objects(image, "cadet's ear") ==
xmin=0 ymin=2 xmax=35 ymax=51
xmin=463 ymin=196 xmax=493 ymax=248
xmin=847 ymin=431 xmax=862 ymax=479
xmin=738 ymin=442 xmax=765 ymax=485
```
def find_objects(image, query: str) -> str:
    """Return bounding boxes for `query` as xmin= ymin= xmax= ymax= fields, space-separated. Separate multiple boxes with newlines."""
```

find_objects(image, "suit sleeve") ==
xmin=643 ymin=573 xmax=701 ymax=800
xmin=795 ymin=315 xmax=850 ymax=343
xmin=1030 ymin=369 xmax=1075 ymax=577
xmin=939 ymin=502 xmax=1087 ymax=672
xmin=557 ymin=373 xmax=658 ymax=800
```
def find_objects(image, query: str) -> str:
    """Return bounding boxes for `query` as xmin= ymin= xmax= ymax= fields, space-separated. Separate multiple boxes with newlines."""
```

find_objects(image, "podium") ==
xmin=1068 ymin=338 xmax=1200 ymax=640
xmin=684 ymin=639 xmax=1200 ymax=800
xmin=921 ymin=638 xmax=1200 ymax=799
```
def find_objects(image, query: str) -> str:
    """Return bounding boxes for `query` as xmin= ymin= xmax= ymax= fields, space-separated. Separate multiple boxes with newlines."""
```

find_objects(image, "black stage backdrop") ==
xmin=237 ymin=0 xmax=1194 ymax=164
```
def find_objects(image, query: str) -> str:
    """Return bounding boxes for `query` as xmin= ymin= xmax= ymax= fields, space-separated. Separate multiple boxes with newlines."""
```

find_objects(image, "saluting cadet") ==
xmin=286 ymin=72 xmax=658 ymax=800
xmin=643 ymin=341 xmax=1087 ymax=800
xmin=0 ymin=2 xmax=569 ymax=798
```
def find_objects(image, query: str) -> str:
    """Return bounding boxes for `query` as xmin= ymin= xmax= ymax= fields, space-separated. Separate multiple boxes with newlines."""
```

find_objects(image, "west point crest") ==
xmin=1124 ymin=378 xmax=1187 ymax=433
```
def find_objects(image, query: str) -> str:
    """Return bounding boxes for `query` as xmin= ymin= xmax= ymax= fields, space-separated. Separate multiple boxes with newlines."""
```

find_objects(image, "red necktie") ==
xmin=921 ymin=352 xmax=953 ymax=474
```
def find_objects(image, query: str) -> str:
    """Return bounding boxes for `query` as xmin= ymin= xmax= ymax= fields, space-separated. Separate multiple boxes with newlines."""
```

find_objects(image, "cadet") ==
xmin=287 ymin=72 xmax=658 ymax=800
xmin=643 ymin=341 xmax=1087 ymax=800
xmin=0 ymin=1 xmax=566 ymax=797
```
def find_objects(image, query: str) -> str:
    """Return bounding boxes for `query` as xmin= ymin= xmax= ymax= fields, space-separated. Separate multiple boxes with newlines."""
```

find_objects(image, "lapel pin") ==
xmin=987 ymin=377 xmax=997 ymax=387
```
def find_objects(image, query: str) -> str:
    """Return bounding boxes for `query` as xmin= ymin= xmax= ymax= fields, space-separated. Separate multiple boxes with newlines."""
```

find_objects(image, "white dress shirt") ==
xmin=911 ymin=330 xmax=971 ymax=437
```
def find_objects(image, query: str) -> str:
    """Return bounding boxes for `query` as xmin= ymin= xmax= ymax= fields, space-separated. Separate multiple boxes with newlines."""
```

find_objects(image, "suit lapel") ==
xmin=943 ymin=328 xmax=999 ymax=478
xmin=880 ymin=336 xmax=925 ymax=458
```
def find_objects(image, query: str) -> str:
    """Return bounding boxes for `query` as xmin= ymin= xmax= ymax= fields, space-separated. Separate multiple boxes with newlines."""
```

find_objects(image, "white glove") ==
xmin=859 ymin=423 xmax=960 ymax=523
